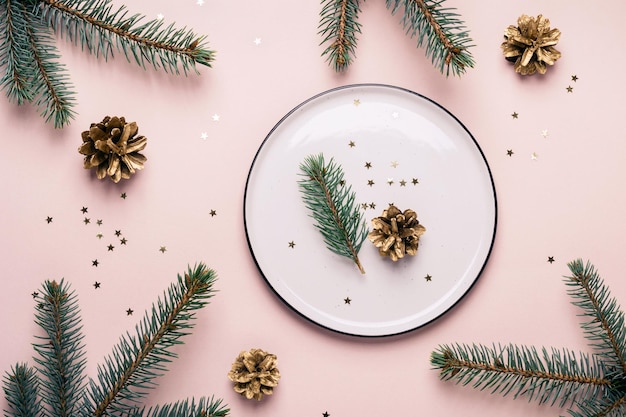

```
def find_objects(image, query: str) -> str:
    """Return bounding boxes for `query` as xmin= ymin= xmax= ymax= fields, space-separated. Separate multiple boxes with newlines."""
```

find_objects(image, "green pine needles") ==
xmin=0 ymin=0 xmax=215 ymax=128
xmin=319 ymin=0 xmax=475 ymax=76
xmin=298 ymin=153 xmax=369 ymax=274
xmin=430 ymin=259 xmax=626 ymax=417
xmin=2 ymin=263 xmax=229 ymax=417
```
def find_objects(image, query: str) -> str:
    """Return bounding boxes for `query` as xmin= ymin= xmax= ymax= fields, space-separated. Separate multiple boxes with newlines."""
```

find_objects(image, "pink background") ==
xmin=1 ymin=1 xmax=625 ymax=416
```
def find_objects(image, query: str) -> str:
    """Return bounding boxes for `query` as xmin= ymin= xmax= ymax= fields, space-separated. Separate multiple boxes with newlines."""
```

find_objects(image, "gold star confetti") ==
xmin=126 ymin=308 xmax=134 ymax=315
xmin=571 ymin=74 xmax=578 ymax=82
xmin=159 ymin=246 xmax=167 ymax=253
xmin=253 ymin=37 xmax=262 ymax=46
xmin=367 ymin=179 xmax=374 ymax=186
xmin=288 ymin=241 xmax=295 ymax=248
xmin=212 ymin=113 xmax=220 ymax=122
xmin=92 ymin=259 xmax=99 ymax=267
xmin=107 ymin=244 xmax=114 ymax=251
xmin=425 ymin=274 xmax=432 ymax=282
xmin=541 ymin=129 xmax=549 ymax=138
xmin=83 ymin=217 xmax=91 ymax=225
xmin=96 ymin=219 xmax=102 ymax=226
xmin=369 ymin=202 xmax=376 ymax=209
xmin=344 ymin=297 xmax=351 ymax=305
xmin=531 ymin=152 xmax=538 ymax=160
xmin=93 ymin=281 xmax=101 ymax=289
xmin=210 ymin=209 xmax=217 ymax=217
xmin=348 ymin=140 xmax=355 ymax=147
xmin=121 ymin=192 xmax=127 ymax=199
xmin=412 ymin=178 xmax=419 ymax=185
xmin=566 ymin=85 xmax=573 ymax=93
xmin=391 ymin=111 xmax=399 ymax=119
xmin=339 ymin=179 xmax=345 ymax=186
xmin=81 ymin=207 xmax=88 ymax=214
xmin=361 ymin=203 xmax=368 ymax=210
xmin=196 ymin=0 xmax=204 ymax=5
xmin=156 ymin=13 xmax=164 ymax=20
xmin=365 ymin=162 xmax=372 ymax=169
xmin=387 ymin=178 xmax=394 ymax=186
xmin=114 ymin=230 xmax=121 ymax=237
xmin=548 ymin=256 xmax=555 ymax=264
xmin=390 ymin=160 xmax=399 ymax=168
xmin=323 ymin=412 xmax=330 ymax=417
xmin=507 ymin=149 xmax=514 ymax=156
xmin=399 ymin=179 xmax=406 ymax=186
xmin=31 ymin=292 xmax=38 ymax=298
xmin=353 ymin=99 xmax=360 ymax=106
xmin=96 ymin=233 xmax=103 ymax=239
xmin=200 ymin=132 xmax=208 ymax=140
xmin=46 ymin=216 xmax=53 ymax=223
xmin=511 ymin=112 xmax=519 ymax=119
xmin=120 ymin=238 xmax=127 ymax=245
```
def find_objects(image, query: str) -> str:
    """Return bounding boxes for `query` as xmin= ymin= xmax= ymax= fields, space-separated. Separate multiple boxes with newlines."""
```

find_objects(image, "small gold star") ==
xmin=84 ymin=217 xmax=91 ymax=225
xmin=566 ymin=86 xmax=573 ymax=93
xmin=344 ymin=297 xmax=351 ymax=305
xmin=367 ymin=179 xmax=374 ymax=187
xmin=32 ymin=291 xmax=39 ymax=298
xmin=541 ymin=130 xmax=549 ymax=138
xmin=81 ymin=207 xmax=88 ymax=214
xmin=210 ymin=209 xmax=217 ymax=217
xmin=365 ymin=162 xmax=372 ymax=169
xmin=159 ymin=246 xmax=167 ymax=253
xmin=361 ymin=203 xmax=368 ymax=210
xmin=511 ymin=112 xmax=519 ymax=119
xmin=399 ymin=179 xmax=406 ymax=186
xmin=391 ymin=160 xmax=399 ymax=168
xmin=93 ymin=281 xmax=101 ymax=289
xmin=120 ymin=192 xmax=127 ymax=199
xmin=353 ymin=99 xmax=360 ymax=106
xmin=571 ymin=75 xmax=578 ymax=82
xmin=107 ymin=244 xmax=114 ymax=251
xmin=507 ymin=149 xmax=514 ymax=156
xmin=46 ymin=216 xmax=53 ymax=223
xmin=120 ymin=238 xmax=127 ymax=245
xmin=114 ymin=230 xmax=122 ymax=237
xmin=548 ymin=256 xmax=555 ymax=264
xmin=92 ymin=259 xmax=99 ymax=267
xmin=369 ymin=202 xmax=376 ymax=209
xmin=348 ymin=140 xmax=355 ymax=148
xmin=126 ymin=308 xmax=133 ymax=315
xmin=96 ymin=233 xmax=103 ymax=239
xmin=323 ymin=412 xmax=330 ymax=417
xmin=425 ymin=274 xmax=432 ymax=282
xmin=412 ymin=178 xmax=419 ymax=185
xmin=96 ymin=219 xmax=103 ymax=226
xmin=288 ymin=241 xmax=295 ymax=248
xmin=387 ymin=178 xmax=394 ymax=186
xmin=531 ymin=152 xmax=538 ymax=160
xmin=339 ymin=180 xmax=345 ymax=186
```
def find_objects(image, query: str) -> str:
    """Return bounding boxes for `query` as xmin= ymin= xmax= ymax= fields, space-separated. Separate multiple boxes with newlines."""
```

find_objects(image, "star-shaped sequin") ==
xmin=120 ymin=238 xmax=127 ymax=245
xmin=548 ymin=256 xmax=555 ymax=264
xmin=391 ymin=161 xmax=399 ymax=168
xmin=107 ymin=244 xmax=115 ymax=251
xmin=361 ymin=203 xmax=368 ymax=210
xmin=288 ymin=241 xmax=295 ymax=248
xmin=209 ymin=209 xmax=217 ymax=217
xmin=96 ymin=233 xmax=103 ymax=239
xmin=511 ymin=112 xmax=519 ymax=119
xmin=365 ymin=162 xmax=372 ymax=169
xmin=92 ymin=259 xmax=99 ymax=267
xmin=253 ymin=37 xmax=262 ymax=46
xmin=93 ymin=281 xmax=101 ymax=289
xmin=531 ymin=152 xmax=538 ymax=160
xmin=83 ymin=217 xmax=91 ymax=225
xmin=211 ymin=113 xmax=220 ymax=122
xmin=425 ymin=274 xmax=432 ymax=282
xmin=507 ymin=149 xmax=514 ymax=157
xmin=348 ymin=140 xmax=355 ymax=148
xmin=156 ymin=13 xmax=164 ymax=20
xmin=196 ymin=0 xmax=204 ymax=5
xmin=566 ymin=86 xmax=573 ymax=93
xmin=367 ymin=179 xmax=374 ymax=187
xmin=81 ymin=207 xmax=88 ymax=214
xmin=126 ymin=308 xmax=134 ymax=315
xmin=353 ymin=99 xmax=360 ymax=106
xmin=369 ymin=202 xmax=376 ymax=209
xmin=114 ymin=230 xmax=122 ymax=237
xmin=32 ymin=291 xmax=39 ymax=299
xmin=96 ymin=219 xmax=103 ymax=226
xmin=344 ymin=297 xmax=351 ymax=305
xmin=323 ymin=412 xmax=330 ymax=417
xmin=387 ymin=178 xmax=394 ymax=186
xmin=399 ymin=179 xmax=406 ymax=186
xmin=571 ymin=75 xmax=578 ymax=82
xmin=412 ymin=178 xmax=419 ymax=185
xmin=121 ymin=193 xmax=127 ymax=199
xmin=46 ymin=216 xmax=53 ymax=223
xmin=541 ymin=130 xmax=549 ymax=138
xmin=200 ymin=132 xmax=208 ymax=140
xmin=159 ymin=246 xmax=167 ymax=253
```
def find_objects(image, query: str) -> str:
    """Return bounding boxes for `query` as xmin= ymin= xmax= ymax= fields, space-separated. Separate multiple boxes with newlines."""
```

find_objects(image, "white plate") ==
xmin=244 ymin=84 xmax=496 ymax=337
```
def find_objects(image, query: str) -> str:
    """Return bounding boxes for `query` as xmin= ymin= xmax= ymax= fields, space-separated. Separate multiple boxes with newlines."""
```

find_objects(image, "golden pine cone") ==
xmin=501 ymin=14 xmax=561 ymax=75
xmin=368 ymin=204 xmax=426 ymax=262
xmin=227 ymin=348 xmax=280 ymax=401
xmin=78 ymin=116 xmax=147 ymax=183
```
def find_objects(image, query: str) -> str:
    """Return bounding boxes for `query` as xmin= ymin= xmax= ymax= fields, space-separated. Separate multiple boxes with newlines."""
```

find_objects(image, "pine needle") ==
xmin=298 ymin=153 xmax=368 ymax=274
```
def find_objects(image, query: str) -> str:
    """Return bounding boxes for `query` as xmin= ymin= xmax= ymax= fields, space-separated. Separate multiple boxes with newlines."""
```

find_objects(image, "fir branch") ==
xmin=385 ymin=0 xmax=474 ymax=76
xmin=84 ymin=264 xmax=219 ymax=417
xmin=32 ymin=279 xmax=87 ymax=417
xmin=0 ymin=0 xmax=34 ymax=105
xmin=431 ymin=343 xmax=609 ymax=408
xmin=2 ymin=363 xmax=42 ymax=417
xmin=36 ymin=0 xmax=215 ymax=75
xmin=318 ymin=0 xmax=362 ymax=72
xmin=142 ymin=397 xmax=229 ymax=417
xmin=298 ymin=153 xmax=369 ymax=274
xmin=566 ymin=259 xmax=626 ymax=374
xmin=21 ymin=2 xmax=75 ymax=128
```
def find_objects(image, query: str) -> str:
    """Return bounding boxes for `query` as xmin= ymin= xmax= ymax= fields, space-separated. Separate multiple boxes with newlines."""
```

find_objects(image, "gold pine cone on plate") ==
xmin=501 ymin=14 xmax=561 ymax=75
xmin=368 ymin=204 xmax=426 ymax=262
xmin=227 ymin=348 xmax=280 ymax=401
xmin=78 ymin=116 xmax=147 ymax=183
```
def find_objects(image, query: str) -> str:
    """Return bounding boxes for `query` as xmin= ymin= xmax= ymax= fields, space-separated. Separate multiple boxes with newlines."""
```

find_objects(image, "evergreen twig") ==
xmin=318 ymin=0 xmax=362 ymax=72
xmin=2 ymin=363 xmax=42 ymax=417
xmin=298 ymin=153 xmax=369 ymax=274
xmin=430 ymin=259 xmax=626 ymax=417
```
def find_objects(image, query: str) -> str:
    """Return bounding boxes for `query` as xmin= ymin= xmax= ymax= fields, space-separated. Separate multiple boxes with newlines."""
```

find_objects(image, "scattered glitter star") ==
xmin=96 ymin=219 xmax=102 ymax=226
xmin=541 ymin=129 xmax=549 ymax=138
xmin=566 ymin=86 xmax=573 ymax=93
xmin=96 ymin=233 xmax=103 ymax=239
xmin=353 ymin=99 xmax=360 ymax=106
xmin=83 ymin=217 xmax=91 ymax=225
xmin=81 ymin=206 xmax=88 ymax=214
xmin=46 ymin=216 xmax=53 ymax=223
xmin=571 ymin=75 xmax=578 ymax=82
xmin=126 ymin=308 xmax=134 ymax=315
xmin=344 ymin=297 xmax=351 ymax=305
xmin=32 ymin=292 xmax=38 ymax=298
xmin=548 ymin=256 xmax=555 ymax=264
xmin=348 ymin=140 xmax=355 ymax=147
xmin=114 ymin=230 xmax=122 ymax=237
xmin=212 ymin=113 xmax=220 ymax=122
xmin=92 ymin=259 xmax=99 ymax=267
xmin=93 ymin=281 xmax=101 ymax=289
xmin=367 ymin=179 xmax=374 ymax=186
xmin=196 ymin=0 xmax=204 ymax=5
xmin=323 ymin=413 xmax=330 ymax=417
xmin=425 ymin=274 xmax=432 ymax=282
xmin=159 ymin=246 xmax=167 ymax=253
xmin=399 ymin=179 xmax=407 ymax=187
xmin=156 ymin=13 xmax=164 ymax=20
xmin=107 ymin=244 xmax=114 ymax=251
xmin=391 ymin=111 xmax=399 ymax=119
xmin=288 ymin=241 xmax=296 ymax=248
xmin=507 ymin=149 xmax=514 ymax=156
xmin=120 ymin=238 xmax=127 ymax=245
xmin=531 ymin=152 xmax=538 ymax=160
xmin=369 ymin=202 xmax=376 ymax=209
xmin=253 ymin=37 xmax=262 ymax=45
xmin=120 ymin=193 xmax=127 ymax=199
xmin=365 ymin=162 xmax=372 ymax=169
xmin=391 ymin=160 xmax=399 ymax=168
xmin=387 ymin=178 xmax=394 ymax=185
xmin=412 ymin=178 xmax=419 ymax=185
xmin=339 ymin=180 xmax=345 ymax=186
xmin=361 ymin=203 xmax=368 ymax=210
xmin=200 ymin=132 xmax=208 ymax=140
xmin=209 ymin=209 xmax=217 ymax=217
xmin=511 ymin=112 xmax=519 ymax=119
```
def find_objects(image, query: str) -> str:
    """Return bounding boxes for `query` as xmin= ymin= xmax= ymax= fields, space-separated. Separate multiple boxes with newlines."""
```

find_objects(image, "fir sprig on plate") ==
xmin=298 ymin=153 xmax=369 ymax=274
xmin=430 ymin=259 xmax=626 ymax=417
